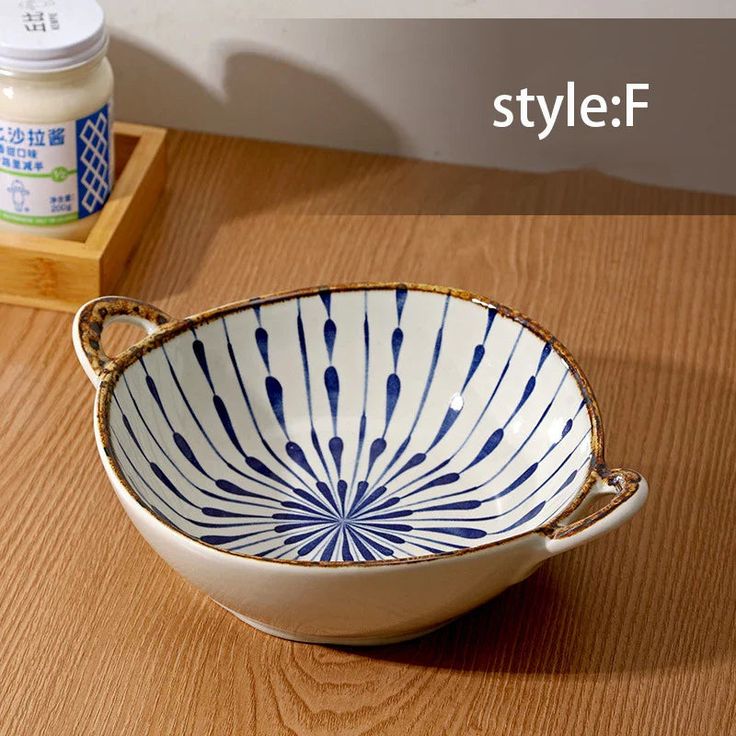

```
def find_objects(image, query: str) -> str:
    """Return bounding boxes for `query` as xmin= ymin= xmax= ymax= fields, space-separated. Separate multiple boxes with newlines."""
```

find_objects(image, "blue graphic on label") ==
xmin=0 ymin=100 xmax=113 ymax=226
xmin=7 ymin=179 xmax=30 ymax=212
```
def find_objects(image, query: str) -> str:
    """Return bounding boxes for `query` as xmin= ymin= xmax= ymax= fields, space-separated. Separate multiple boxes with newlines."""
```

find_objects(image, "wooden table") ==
xmin=1 ymin=131 xmax=734 ymax=735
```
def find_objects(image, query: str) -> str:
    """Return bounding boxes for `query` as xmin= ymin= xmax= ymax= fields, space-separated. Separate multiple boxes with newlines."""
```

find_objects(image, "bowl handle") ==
xmin=541 ymin=468 xmax=648 ymax=555
xmin=72 ymin=296 xmax=173 ymax=388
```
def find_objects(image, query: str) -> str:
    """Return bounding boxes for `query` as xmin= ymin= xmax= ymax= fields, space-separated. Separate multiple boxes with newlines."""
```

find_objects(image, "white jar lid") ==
xmin=0 ymin=0 xmax=107 ymax=73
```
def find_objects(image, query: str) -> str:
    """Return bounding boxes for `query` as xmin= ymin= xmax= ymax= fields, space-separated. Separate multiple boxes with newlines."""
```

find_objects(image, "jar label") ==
xmin=0 ymin=101 xmax=112 ymax=226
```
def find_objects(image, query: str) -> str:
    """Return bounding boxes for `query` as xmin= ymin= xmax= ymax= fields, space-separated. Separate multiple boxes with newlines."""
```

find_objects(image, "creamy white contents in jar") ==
xmin=0 ymin=0 xmax=114 ymax=241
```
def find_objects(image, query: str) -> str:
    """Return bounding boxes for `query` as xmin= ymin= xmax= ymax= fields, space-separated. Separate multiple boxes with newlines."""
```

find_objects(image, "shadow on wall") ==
xmin=109 ymin=33 xmax=410 ymax=224
xmin=108 ymin=34 xmax=403 ymax=158
xmin=108 ymin=31 xmax=736 ymax=216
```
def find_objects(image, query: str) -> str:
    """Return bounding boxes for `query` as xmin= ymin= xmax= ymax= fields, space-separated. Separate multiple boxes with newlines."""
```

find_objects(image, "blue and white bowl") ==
xmin=73 ymin=284 xmax=647 ymax=645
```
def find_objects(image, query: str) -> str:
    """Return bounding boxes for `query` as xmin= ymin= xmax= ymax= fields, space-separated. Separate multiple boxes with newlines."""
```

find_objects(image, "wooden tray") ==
xmin=0 ymin=122 xmax=167 ymax=313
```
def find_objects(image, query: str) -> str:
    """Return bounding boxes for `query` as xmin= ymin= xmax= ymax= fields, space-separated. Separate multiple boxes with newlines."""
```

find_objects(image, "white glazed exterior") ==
xmin=102 ymin=450 xmax=646 ymax=644
xmin=74 ymin=289 xmax=648 ymax=645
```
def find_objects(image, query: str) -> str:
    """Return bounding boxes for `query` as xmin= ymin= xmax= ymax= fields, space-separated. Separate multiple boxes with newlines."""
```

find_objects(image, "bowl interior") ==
xmin=105 ymin=287 xmax=596 ymax=562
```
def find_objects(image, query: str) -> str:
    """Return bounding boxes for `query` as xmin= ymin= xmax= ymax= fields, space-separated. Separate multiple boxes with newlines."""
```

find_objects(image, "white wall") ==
xmin=100 ymin=8 xmax=736 ymax=195
xmin=102 ymin=1 xmax=736 ymax=20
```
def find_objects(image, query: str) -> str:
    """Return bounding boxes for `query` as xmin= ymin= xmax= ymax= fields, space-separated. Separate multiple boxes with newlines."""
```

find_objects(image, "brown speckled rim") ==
xmin=87 ymin=282 xmax=628 ymax=568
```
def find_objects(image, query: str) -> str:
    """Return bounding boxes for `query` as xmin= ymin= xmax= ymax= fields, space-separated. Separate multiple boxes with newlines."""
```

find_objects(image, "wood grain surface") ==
xmin=1 ymin=130 xmax=734 ymax=735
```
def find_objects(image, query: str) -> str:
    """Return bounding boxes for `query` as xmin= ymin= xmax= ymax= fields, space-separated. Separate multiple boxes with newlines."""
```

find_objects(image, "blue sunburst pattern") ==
xmin=107 ymin=288 xmax=595 ymax=562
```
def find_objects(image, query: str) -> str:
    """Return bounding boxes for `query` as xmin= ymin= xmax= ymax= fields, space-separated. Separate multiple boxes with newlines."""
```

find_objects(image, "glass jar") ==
xmin=0 ymin=0 xmax=114 ymax=241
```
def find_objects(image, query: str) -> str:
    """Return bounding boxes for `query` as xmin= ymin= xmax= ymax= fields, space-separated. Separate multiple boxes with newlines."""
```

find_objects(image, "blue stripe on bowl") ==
xmin=107 ymin=288 xmax=594 ymax=562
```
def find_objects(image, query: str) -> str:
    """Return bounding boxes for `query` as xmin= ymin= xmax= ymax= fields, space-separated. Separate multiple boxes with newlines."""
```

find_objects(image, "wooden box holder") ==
xmin=0 ymin=122 xmax=167 ymax=313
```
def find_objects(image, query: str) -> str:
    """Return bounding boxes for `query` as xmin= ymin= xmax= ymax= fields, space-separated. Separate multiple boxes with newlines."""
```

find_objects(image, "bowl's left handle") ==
xmin=72 ymin=296 xmax=173 ymax=388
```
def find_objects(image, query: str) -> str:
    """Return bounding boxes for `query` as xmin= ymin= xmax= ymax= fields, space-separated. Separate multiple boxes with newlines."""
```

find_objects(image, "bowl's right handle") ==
xmin=73 ymin=296 xmax=174 ymax=388
xmin=542 ymin=468 xmax=648 ymax=555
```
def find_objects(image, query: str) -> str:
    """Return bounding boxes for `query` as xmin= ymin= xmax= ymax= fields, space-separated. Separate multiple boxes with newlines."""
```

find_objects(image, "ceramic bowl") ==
xmin=73 ymin=284 xmax=647 ymax=645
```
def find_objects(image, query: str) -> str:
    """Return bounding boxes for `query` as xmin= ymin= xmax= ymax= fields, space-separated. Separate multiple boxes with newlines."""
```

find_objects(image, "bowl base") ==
xmin=219 ymin=604 xmax=453 ymax=646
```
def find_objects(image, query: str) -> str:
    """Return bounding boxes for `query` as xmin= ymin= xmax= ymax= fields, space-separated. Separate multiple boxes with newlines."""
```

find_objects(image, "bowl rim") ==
xmin=95 ymin=281 xmax=606 ymax=567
